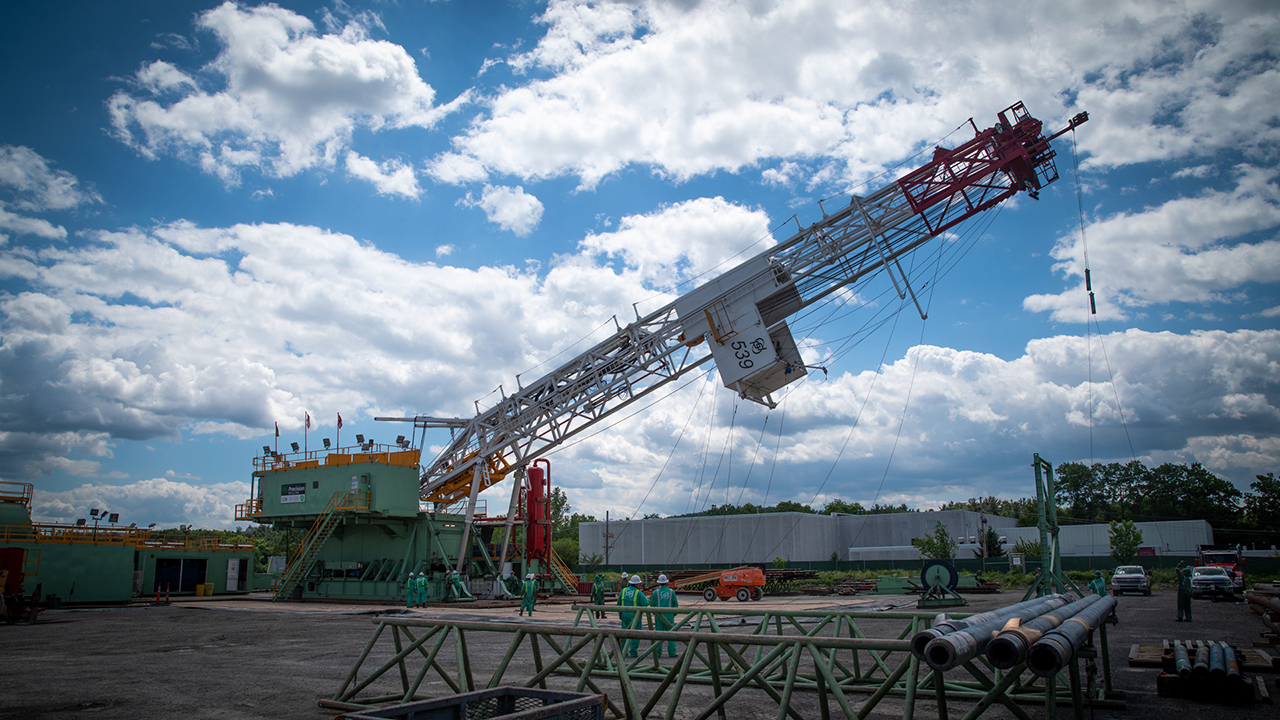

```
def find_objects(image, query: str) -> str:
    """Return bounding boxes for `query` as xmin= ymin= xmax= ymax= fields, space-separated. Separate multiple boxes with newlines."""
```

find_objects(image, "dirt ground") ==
xmin=1 ymin=589 xmax=1275 ymax=719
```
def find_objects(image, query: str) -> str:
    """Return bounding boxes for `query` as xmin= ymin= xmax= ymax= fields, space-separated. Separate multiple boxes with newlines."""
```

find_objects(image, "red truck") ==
xmin=1196 ymin=544 xmax=1245 ymax=592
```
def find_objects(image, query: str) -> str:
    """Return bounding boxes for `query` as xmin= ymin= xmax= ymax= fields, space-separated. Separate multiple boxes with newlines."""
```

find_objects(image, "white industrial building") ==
xmin=579 ymin=510 xmax=1212 ymax=567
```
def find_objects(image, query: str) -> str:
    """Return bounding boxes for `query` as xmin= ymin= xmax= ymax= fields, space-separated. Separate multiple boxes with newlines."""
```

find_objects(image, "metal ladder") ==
xmin=273 ymin=491 xmax=345 ymax=602
xmin=549 ymin=547 xmax=578 ymax=594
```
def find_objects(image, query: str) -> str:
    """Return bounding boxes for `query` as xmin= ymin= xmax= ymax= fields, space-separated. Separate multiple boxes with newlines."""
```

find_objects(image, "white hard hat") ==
xmin=629 ymin=575 xmax=642 ymax=585
xmin=526 ymin=573 xmax=534 ymax=579
xmin=657 ymin=574 xmax=669 ymax=584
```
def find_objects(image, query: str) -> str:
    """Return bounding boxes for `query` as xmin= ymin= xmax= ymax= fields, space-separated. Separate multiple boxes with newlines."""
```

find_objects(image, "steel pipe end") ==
xmin=986 ymin=634 xmax=1027 ymax=670
xmin=1026 ymin=636 xmax=1070 ymax=678
xmin=912 ymin=629 xmax=945 ymax=659
xmin=924 ymin=638 xmax=959 ymax=672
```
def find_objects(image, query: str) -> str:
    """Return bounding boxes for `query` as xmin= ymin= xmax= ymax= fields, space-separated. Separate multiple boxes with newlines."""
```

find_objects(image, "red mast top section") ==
xmin=897 ymin=102 xmax=1089 ymax=237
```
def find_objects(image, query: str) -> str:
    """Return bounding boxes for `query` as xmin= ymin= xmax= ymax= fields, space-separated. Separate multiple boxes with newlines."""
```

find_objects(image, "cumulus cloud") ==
xmin=0 ymin=199 xmax=760 ymax=481
xmin=427 ymin=1 xmax=1279 ymax=190
xmin=0 ymin=145 xmax=102 ymax=241
xmin=465 ymin=184 xmax=545 ymax=235
xmin=344 ymin=152 xmax=421 ymax=198
xmin=0 ymin=145 xmax=102 ymax=212
xmin=548 ymin=328 xmax=1280 ymax=518
xmin=31 ymin=477 xmax=249 ymax=529
xmin=107 ymin=2 xmax=465 ymax=185
xmin=1024 ymin=165 xmax=1280 ymax=321
xmin=580 ymin=196 xmax=773 ymax=287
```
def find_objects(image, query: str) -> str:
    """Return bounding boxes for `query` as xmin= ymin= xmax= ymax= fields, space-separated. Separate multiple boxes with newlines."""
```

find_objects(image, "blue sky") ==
xmin=2 ymin=1 xmax=1278 ymax=530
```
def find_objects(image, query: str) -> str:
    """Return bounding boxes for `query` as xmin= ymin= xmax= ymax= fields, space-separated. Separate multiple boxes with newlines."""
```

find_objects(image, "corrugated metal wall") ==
xmin=579 ymin=512 xmax=837 ymax=566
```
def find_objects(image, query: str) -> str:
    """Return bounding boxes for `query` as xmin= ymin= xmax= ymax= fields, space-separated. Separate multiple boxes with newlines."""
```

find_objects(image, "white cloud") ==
xmin=0 ymin=203 xmax=67 ymax=240
xmin=466 ymin=184 xmax=545 ymax=236
xmin=344 ymin=152 xmax=421 ymax=198
xmin=580 ymin=196 xmax=773 ymax=287
xmin=108 ymin=2 xmax=464 ymax=185
xmin=1024 ymin=165 xmax=1280 ymax=321
xmin=548 ymin=328 xmax=1280 ymax=517
xmin=31 ymin=477 xmax=249 ymax=529
xmin=426 ymin=1 xmax=1279 ymax=191
xmin=435 ymin=243 xmax=455 ymax=257
xmin=0 ymin=145 xmax=102 ymax=212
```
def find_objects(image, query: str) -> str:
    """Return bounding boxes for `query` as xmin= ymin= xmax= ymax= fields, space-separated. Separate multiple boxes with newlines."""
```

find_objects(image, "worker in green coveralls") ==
xmin=520 ymin=573 xmax=538 ymax=616
xmin=405 ymin=572 xmax=417 ymax=608
xmin=416 ymin=572 xmax=428 ymax=606
xmin=617 ymin=575 xmax=649 ymax=657
xmin=449 ymin=571 xmax=467 ymax=602
xmin=1175 ymin=561 xmax=1193 ymax=622
xmin=649 ymin=574 xmax=680 ymax=658
xmin=591 ymin=574 xmax=607 ymax=619
xmin=1087 ymin=570 xmax=1106 ymax=596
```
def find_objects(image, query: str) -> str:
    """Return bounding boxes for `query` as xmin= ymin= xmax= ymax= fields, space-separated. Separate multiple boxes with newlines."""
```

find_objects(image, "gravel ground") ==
xmin=1 ymin=589 xmax=1275 ymax=719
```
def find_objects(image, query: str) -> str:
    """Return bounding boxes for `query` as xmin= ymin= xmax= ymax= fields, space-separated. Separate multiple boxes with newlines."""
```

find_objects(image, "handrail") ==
xmin=254 ymin=445 xmax=419 ymax=473
xmin=336 ymin=489 xmax=371 ymax=511
xmin=275 ymin=491 xmax=345 ymax=600
xmin=549 ymin=546 xmax=579 ymax=594
xmin=0 ymin=521 xmax=251 ymax=551
xmin=0 ymin=481 xmax=34 ymax=505
xmin=235 ymin=497 xmax=264 ymax=521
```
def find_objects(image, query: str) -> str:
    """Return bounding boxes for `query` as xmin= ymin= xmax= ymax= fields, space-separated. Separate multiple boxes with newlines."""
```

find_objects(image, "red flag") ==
xmin=337 ymin=413 xmax=343 ymax=429
xmin=305 ymin=412 xmax=311 ymax=430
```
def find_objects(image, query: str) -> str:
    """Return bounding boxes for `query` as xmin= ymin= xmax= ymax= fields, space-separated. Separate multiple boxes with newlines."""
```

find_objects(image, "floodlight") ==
xmin=323 ymin=438 xmax=331 ymax=448
xmin=148 ymin=523 xmax=157 ymax=529
xmin=396 ymin=435 xmax=405 ymax=445
xmin=263 ymin=445 xmax=272 ymax=454
xmin=108 ymin=513 xmax=119 ymax=523
xmin=91 ymin=508 xmax=99 ymax=517
xmin=290 ymin=442 xmax=300 ymax=452
xmin=76 ymin=518 xmax=86 ymax=526
xmin=356 ymin=434 xmax=365 ymax=444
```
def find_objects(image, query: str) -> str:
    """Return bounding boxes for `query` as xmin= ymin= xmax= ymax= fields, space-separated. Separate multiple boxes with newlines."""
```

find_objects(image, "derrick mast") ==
xmin=380 ymin=101 xmax=1089 ymax=585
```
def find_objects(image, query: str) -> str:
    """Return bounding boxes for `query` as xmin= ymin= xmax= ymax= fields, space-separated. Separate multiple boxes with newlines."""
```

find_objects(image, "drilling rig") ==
xmin=244 ymin=101 xmax=1087 ymax=603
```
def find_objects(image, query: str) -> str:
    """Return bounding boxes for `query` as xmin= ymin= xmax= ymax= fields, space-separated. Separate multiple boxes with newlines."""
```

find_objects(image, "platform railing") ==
xmin=0 ymin=481 xmax=34 ymax=505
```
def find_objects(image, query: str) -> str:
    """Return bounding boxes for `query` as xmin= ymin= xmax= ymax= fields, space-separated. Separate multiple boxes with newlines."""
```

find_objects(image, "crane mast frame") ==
xmin=377 ymin=101 xmax=1088 ymax=573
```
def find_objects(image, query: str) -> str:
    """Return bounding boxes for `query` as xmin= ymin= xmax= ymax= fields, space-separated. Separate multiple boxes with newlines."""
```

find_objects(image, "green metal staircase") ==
xmin=274 ymin=491 xmax=345 ymax=602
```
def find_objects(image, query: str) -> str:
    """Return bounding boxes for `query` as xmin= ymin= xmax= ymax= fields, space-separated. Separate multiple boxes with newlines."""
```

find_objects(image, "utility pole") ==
xmin=603 ymin=511 xmax=614 ymax=567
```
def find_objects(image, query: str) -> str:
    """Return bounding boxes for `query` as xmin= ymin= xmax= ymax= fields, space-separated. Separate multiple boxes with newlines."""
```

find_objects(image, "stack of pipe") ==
xmin=985 ymin=593 xmax=1104 ymax=669
xmin=1245 ymin=590 xmax=1280 ymax=633
xmin=922 ymin=594 xmax=1071 ymax=672
xmin=911 ymin=594 xmax=1070 ymax=659
xmin=1025 ymin=595 xmax=1118 ymax=677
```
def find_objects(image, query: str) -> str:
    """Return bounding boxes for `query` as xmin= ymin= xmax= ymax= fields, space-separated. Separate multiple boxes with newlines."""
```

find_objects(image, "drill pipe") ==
xmin=1024 ymin=594 xmax=1118 ymax=678
xmin=1245 ymin=591 xmax=1280 ymax=614
xmin=1224 ymin=645 xmax=1242 ymax=684
xmin=985 ymin=594 xmax=1103 ymax=669
xmin=923 ymin=594 xmax=1071 ymax=672
xmin=1192 ymin=645 xmax=1210 ymax=679
xmin=1173 ymin=644 xmax=1192 ymax=679
xmin=910 ymin=594 xmax=1070 ymax=659
xmin=1208 ymin=643 xmax=1226 ymax=681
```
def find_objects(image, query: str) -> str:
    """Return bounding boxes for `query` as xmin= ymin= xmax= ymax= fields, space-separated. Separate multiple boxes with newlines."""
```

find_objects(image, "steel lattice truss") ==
xmin=388 ymin=102 xmax=1087 ymax=503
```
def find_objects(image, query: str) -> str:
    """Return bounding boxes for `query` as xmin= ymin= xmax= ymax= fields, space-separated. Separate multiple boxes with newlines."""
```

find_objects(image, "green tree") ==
xmin=1245 ymin=473 xmax=1280 ymax=536
xmin=1109 ymin=520 xmax=1143 ymax=564
xmin=1014 ymin=538 xmax=1041 ymax=558
xmin=821 ymin=498 xmax=865 ymax=514
xmin=911 ymin=521 xmax=957 ymax=561
xmin=973 ymin=527 xmax=1006 ymax=559
xmin=552 ymin=537 xmax=579 ymax=572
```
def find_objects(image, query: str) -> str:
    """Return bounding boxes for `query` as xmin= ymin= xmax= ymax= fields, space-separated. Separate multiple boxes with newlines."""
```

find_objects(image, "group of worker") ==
xmin=613 ymin=573 xmax=680 ymax=658
xmin=404 ymin=570 xmax=470 ymax=607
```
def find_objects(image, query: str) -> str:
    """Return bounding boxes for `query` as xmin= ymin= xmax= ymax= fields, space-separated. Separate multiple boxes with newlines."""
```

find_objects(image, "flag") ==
xmin=305 ymin=412 xmax=311 ymax=430
xmin=275 ymin=422 xmax=279 ymax=437
xmin=337 ymin=413 xmax=343 ymax=429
